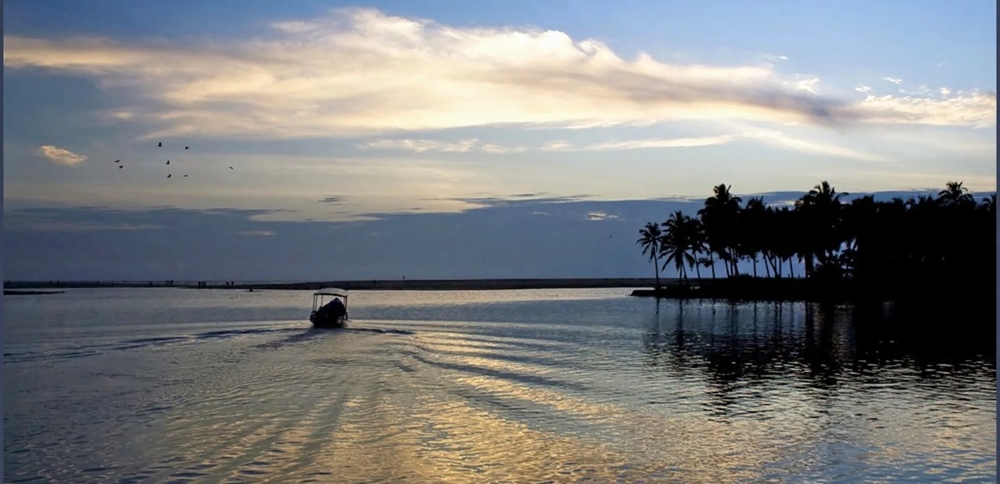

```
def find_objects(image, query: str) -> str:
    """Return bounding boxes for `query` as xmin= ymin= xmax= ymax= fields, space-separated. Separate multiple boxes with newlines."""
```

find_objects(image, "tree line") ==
xmin=637 ymin=181 xmax=996 ymax=299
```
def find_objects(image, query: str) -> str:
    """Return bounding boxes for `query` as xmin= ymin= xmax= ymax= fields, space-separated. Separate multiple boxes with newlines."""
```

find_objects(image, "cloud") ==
xmin=540 ymin=141 xmax=573 ymax=152
xmin=792 ymin=77 xmax=820 ymax=95
xmin=586 ymin=211 xmax=618 ymax=221
xmin=5 ymin=220 xmax=159 ymax=232
xmin=855 ymin=85 xmax=872 ymax=93
xmin=5 ymin=8 xmax=994 ymax=141
xmin=237 ymin=230 xmax=276 ymax=237
xmin=358 ymin=138 xmax=527 ymax=153
xmin=359 ymin=138 xmax=478 ymax=153
xmin=882 ymin=77 xmax=903 ymax=85
xmin=738 ymin=129 xmax=886 ymax=162
xmin=756 ymin=54 xmax=789 ymax=68
xmin=479 ymin=143 xmax=529 ymax=153
xmin=544 ymin=130 xmax=880 ymax=160
xmin=854 ymin=91 xmax=997 ymax=128
xmin=318 ymin=196 xmax=343 ymax=204
xmin=38 ymin=145 xmax=88 ymax=165
xmin=581 ymin=135 xmax=737 ymax=151
xmin=4 ymin=207 xmax=162 ymax=231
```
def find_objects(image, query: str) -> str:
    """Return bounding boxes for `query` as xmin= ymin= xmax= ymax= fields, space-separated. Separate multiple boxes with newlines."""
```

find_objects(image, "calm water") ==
xmin=4 ymin=288 xmax=996 ymax=483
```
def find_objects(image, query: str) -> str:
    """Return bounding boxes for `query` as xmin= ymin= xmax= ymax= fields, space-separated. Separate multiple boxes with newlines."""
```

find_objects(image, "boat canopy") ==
xmin=313 ymin=287 xmax=348 ymax=298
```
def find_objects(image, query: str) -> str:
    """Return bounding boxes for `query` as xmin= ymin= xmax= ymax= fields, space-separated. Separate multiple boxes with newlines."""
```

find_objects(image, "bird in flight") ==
xmin=185 ymin=146 xmax=189 ymax=150
xmin=229 ymin=166 xmax=234 ymax=170
xmin=167 ymin=174 xmax=172 ymax=178
xmin=166 ymin=160 xmax=170 ymax=165
xmin=157 ymin=142 xmax=162 ymax=147
xmin=118 ymin=165 xmax=123 ymax=169
xmin=183 ymin=174 xmax=188 ymax=177
xmin=114 ymin=159 xmax=120 ymax=163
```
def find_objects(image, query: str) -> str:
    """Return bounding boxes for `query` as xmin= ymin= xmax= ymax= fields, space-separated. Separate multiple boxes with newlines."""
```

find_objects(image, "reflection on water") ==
xmin=4 ymin=289 xmax=996 ymax=482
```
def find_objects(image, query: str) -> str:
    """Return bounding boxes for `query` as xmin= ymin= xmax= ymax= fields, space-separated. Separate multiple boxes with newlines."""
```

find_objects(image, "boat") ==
xmin=309 ymin=288 xmax=350 ymax=328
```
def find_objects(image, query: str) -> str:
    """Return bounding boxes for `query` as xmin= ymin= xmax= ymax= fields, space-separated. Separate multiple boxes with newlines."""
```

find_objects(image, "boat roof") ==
xmin=313 ymin=287 xmax=348 ymax=297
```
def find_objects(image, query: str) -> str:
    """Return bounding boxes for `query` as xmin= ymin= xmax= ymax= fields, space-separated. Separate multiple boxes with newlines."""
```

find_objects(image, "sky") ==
xmin=3 ymin=0 xmax=997 ymax=281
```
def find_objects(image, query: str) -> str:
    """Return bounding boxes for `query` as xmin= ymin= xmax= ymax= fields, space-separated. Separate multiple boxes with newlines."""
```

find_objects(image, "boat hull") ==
xmin=310 ymin=311 xmax=347 ymax=328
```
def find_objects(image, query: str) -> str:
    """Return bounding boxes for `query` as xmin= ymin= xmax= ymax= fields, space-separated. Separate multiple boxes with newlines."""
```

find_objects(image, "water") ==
xmin=4 ymin=288 xmax=996 ymax=483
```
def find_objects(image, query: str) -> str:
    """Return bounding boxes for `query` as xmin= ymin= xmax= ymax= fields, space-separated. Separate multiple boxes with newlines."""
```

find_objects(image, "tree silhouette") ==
xmin=698 ymin=184 xmax=743 ymax=277
xmin=637 ymin=222 xmax=664 ymax=290
xmin=640 ymin=180 xmax=995 ymax=302
xmin=660 ymin=211 xmax=697 ymax=285
xmin=938 ymin=181 xmax=975 ymax=207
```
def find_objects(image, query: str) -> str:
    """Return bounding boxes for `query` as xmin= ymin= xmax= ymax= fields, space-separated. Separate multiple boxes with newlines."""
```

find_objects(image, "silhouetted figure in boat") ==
xmin=318 ymin=297 xmax=348 ymax=320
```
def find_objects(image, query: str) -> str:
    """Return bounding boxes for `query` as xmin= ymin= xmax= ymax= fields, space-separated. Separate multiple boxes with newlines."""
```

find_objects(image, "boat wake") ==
xmin=4 ymin=324 xmax=415 ymax=364
xmin=314 ymin=326 xmax=415 ymax=335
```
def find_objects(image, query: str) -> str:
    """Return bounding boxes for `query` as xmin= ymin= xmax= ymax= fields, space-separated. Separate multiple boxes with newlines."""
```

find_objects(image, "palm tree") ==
xmin=741 ymin=197 xmax=768 ymax=278
xmin=698 ymin=256 xmax=715 ymax=280
xmin=937 ymin=181 xmax=975 ymax=207
xmin=795 ymin=181 xmax=847 ymax=278
xmin=660 ymin=211 xmax=697 ymax=285
xmin=687 ymin=217 xmax=707 ymax=281
xmin=637 ymin=222 xmax=664 ymax=290
xmin=698 ymin=184 xmax=742 ymax=277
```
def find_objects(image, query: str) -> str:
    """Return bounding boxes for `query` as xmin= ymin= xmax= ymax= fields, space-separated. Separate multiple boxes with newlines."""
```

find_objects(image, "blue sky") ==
xmin=3 ymin=1 xmax=996 ymax=280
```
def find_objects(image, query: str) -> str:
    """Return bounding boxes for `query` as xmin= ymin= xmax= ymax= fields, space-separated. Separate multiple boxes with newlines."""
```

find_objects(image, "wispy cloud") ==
xmin=479 ymin=143 xmax=529 ymax=154
xmin=581 ymin=135 xmax=737 ymax=151
xmin=855 ymin=85 xmax=872 ymax=93
xmin=38 ymin=145 xmax=88 ymax=165
xmin=854 ymin=91 xmax=997 ymax=128
xmin=359 ymin=139 xmax=478 ymax=153
xmin=5 ymin=8 xmax=994 ymax=140
xmin=237 ymin=230 xmax=276 ymax=237
xmin=794 ymin=78 xmax=820 ymax=94
xmin=358 ymin=138 xmax=527 ymax=153
xmin=586 ymin=211 xmax=618 ymax=221
xmin=318 ymin=196 xmax=343 ymax=204
xmin=756 ymin=53 xmax=789 ymax=68
xmin=540 ymin=130 xmax=880 ymax=161
xmin=4 ymin=208 xmax=160 ymax=231
xmin=738 ymin=129 xmax=886 ymax=162
xmin=540 ymin=141 xmax=573 ymax=152
xmin=882 ymin=77 xmax=903 ymax=85
xmin=11 ymin=221 xmax=161 ymax=232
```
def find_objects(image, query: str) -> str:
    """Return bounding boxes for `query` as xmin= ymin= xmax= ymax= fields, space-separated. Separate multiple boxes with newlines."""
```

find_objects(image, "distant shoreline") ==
xmin=4 ymin=278 xmax=991 ymax=310
xmin=4 ymin=278 xmax=673 ymax=291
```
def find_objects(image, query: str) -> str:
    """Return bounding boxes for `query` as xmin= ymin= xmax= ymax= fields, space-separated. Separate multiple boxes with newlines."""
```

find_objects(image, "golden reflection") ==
xmin=137 ymin=322 xmax=996 ymax=483
xmin=449 ymin=375 xmax=801 ymax=481
xmin=417 ymin=331 xmax=577 ymax=350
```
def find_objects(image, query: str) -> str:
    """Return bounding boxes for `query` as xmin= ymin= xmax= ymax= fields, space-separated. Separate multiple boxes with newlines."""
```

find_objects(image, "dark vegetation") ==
xmin=635 ymin=181 xmax=996 ymax=306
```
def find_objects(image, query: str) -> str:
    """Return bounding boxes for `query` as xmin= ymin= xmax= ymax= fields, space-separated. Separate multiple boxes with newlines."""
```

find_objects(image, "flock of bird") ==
xmin=114 ymin=142 xmax=234 ymax=177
